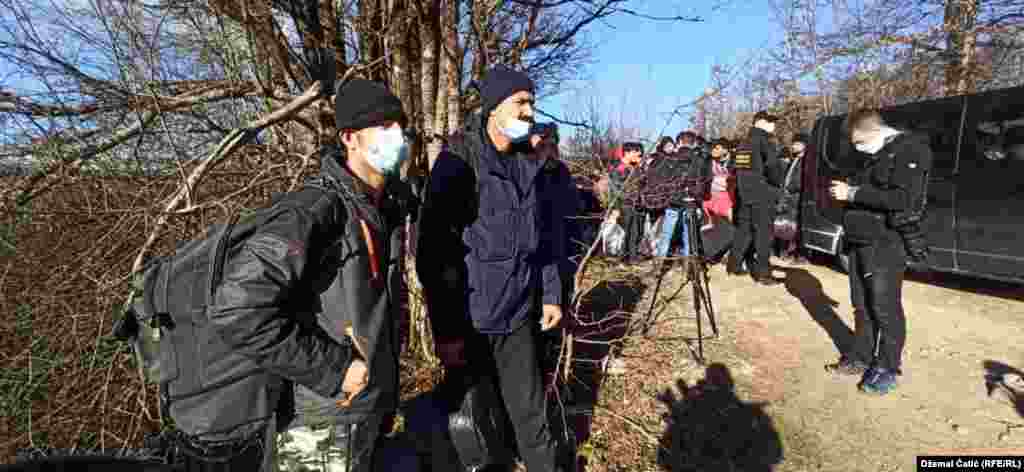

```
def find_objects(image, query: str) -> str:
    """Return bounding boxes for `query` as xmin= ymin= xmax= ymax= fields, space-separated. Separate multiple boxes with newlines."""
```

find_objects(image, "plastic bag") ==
xmin=599 ymin=219 xmax=626 ymax=256
xmin=447 ymin=375 xmax=516 ymax=471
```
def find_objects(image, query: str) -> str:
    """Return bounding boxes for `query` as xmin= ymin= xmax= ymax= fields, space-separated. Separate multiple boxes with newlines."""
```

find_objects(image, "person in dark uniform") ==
xmin=773 ymin=132 xmax=809 ymax=265
xmin=726 ymin=111 xmax=783 ymax=285
xmin=827 ymin=109 xmax=932 ymax=395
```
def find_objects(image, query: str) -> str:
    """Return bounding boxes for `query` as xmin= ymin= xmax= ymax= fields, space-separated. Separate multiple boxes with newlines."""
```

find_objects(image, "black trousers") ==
xmin=177 ymin=417 xmax=276 ymax=472
xmin=466 ymin=320 xmax=560 ymax=472
xmin=621 ymin=206 xmax=644 ymax=258
xmin=846 ymin=242 xmax=907 ymax=372
xmin=727 ymin=203 xmax=772 ymax=276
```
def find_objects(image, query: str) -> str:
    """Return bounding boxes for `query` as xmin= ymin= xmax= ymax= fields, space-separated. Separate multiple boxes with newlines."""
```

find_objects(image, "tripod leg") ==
xmin=692 ymin=258 xmax=705 ymax=363
xmin=690 ymin=208 xmax=718 ymax=338
xmin=701 ymin=268 xmax=718 ymax=337
xmin=642 ymin=258 xmax=669 ymax=336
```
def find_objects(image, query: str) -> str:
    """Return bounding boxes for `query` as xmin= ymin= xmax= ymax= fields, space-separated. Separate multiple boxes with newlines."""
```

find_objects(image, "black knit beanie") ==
xmin=479 ymin=65 xmax=535 ymax=119
xmin=335 ymin=79 xmax=406 ymax=131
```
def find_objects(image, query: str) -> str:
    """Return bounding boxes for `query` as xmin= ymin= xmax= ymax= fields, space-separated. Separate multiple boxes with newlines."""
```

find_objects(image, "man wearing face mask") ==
xmin=727 ymin=111 xmax=784 ymax=285
xmin=416 ymin=64 xmax=571 ymax=472
xmin=827 ymin=110 xmax=932 ymax=395
xmin=274 ymin=79 xmax=414 ymax=471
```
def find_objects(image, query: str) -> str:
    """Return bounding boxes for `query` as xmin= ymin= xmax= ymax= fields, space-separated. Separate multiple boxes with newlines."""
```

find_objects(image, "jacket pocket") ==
xmin=163 ymin=317 xmax=202 ymax=399
xmin=468 ymin=257 xmax=518 ymax=322
xmin=844 ymin=210 xmax=887 ymax=245
xmin=157 ymin=326 xmax=181 ymax=385
xmin=467 ymin=209 xmax=517 ymax=262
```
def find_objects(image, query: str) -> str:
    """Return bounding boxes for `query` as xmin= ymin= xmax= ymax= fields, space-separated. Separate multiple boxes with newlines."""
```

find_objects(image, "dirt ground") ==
xmin=582 ymin=258 xmax=1024 ymax=471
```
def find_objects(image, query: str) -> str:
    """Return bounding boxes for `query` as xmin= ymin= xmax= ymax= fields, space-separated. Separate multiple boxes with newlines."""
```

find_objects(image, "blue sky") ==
xmin=539 ymin=1 xmax=782 ymax=140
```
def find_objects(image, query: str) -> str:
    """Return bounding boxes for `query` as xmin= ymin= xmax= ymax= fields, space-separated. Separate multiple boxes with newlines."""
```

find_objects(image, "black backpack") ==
xmin=111 ymin=174 xmax=355 ymax=441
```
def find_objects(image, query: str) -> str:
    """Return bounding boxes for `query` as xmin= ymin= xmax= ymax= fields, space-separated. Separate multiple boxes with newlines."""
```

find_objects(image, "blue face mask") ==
xmin=365 ymin=127 xmax=409 ymax=176
xmin=501 ymin=118 xmax=532 ymax=143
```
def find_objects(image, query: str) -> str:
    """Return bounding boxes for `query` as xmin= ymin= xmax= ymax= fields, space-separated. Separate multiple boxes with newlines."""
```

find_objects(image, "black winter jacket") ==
xmin=843 ymin=132 xmax=933 ymax=247
xmin=734 ymin=127 xmax=782 ymax=204
xmin=417 ymin=118 xmax=568 ymax=337
xmin=202 ymin=149 xmax=407 ymax=439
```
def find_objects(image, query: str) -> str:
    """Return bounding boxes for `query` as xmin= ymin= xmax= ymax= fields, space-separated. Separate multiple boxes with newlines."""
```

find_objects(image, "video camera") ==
xmin=531 ymin=122 xmax=562 ymax=172
xmin=678 ymin=176 xmax=709 ymax=206
xmin=531 ymin=122 xmax=558 ymax=143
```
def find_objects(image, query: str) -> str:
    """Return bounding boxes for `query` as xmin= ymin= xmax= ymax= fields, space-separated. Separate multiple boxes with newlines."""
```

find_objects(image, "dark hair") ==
xmin=753 ymin=111 xmax=779 ymax=124
xmin=710 ymin=138 xmax=730 ymax=149
xmin=676 ymin=131 xmax=697 ymax=143
xmin=656 ymin=136 xmax=675 ymax=154
xmin=622 ymin=141 xmax=643 ymax=154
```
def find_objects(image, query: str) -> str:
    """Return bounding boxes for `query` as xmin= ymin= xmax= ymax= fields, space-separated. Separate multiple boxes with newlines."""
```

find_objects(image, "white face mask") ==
xmin=365 ymin=127 xmax=409 ymax=176
xmin=501 ymin=117 xmax=532 ymax=142
xmin=854 ymin=133 xmax=887 ymax=155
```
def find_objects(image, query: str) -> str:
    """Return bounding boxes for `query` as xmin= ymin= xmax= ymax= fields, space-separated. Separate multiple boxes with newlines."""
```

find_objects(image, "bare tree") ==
xmin=0 ymin=0 xmax=727 ymax=458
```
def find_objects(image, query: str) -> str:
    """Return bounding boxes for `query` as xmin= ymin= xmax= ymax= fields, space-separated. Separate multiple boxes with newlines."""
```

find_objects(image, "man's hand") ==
xmin=336 ymin=358 xmax=368 ymax=408
xmin=531 ymin=135 xmax=560 ymax=162
xmin=608 ymin=209 xmax=621 ymax=223
xmin=435 ymin=338 xmax=467 ymax=369
xmin=830 ymin=180 xmax=851 ymax=201
xmin=540 ymin=304 xmax=563 ymax=331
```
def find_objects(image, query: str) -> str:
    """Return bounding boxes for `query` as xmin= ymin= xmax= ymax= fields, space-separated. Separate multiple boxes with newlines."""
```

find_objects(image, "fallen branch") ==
xmin=593 ymin=404 xmax=660 ymax=446
xmin=129 ymin=80 xmax=325 ymax=274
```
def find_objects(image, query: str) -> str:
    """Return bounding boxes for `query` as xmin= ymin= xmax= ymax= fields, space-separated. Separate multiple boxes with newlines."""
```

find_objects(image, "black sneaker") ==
xmin=858 ymin=367 xmax=899 ymax=395
xmin=825 ymin=358 xmax=869 ymax=376
xmin=726 ymin=266 xmax=748 ymax=276
xmin=754 ymin=275 xmax=782 ymax=286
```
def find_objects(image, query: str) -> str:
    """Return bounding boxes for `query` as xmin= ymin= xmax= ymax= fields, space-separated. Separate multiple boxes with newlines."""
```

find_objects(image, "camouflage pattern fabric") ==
xmin=272 ymin=426 xmax=350 ymax=472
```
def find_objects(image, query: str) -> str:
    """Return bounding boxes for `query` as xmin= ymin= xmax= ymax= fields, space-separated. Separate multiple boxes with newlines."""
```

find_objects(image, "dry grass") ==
xmin=0 ymin=164 xmax=814 ymax=470
xmin=0 ymin=152 xmax=314 ymax=461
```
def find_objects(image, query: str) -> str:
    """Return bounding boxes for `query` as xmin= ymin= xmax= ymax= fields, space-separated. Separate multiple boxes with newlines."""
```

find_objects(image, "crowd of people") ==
xmin=593 ymin=112 xmax=809 ymax=282
xmin=106 ymin=63 xmax=928 ymax=472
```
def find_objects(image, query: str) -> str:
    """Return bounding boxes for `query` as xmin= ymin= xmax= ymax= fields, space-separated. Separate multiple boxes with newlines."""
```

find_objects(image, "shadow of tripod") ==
xmin=639 ymin=200 xmax=719 ymax=363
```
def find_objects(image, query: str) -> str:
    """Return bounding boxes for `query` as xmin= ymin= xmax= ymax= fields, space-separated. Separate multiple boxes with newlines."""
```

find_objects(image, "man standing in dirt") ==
xmin=727 ymin=111 xmax=783 ymax=285
xmin=828 ymin=109 xmax=932 ymax=395
xmin=416 ymin=64 xmax=572 ymax=471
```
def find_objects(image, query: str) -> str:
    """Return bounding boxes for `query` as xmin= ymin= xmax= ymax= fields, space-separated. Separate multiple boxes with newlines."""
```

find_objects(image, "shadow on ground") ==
xmin=907 ymin=270 xmax=1024 ymax=303
xmin=656 ymin=363 xmax=783 ymax=472
xmin=559 ymin=271 xmax=647 ymax=471
xmin=983 ymin=360 xmax=1024 ymax=419
xmin=780 ymin=267 xmax=851 ymax=361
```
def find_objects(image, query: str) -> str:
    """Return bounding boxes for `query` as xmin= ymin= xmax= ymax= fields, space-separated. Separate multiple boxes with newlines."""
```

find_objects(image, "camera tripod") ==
xmin=640 ymin=199 xmax=719 ymax=363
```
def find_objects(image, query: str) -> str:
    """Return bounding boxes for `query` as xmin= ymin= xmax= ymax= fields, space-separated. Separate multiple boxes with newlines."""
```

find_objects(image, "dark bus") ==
xmin=799 ymin=85 xmax=1024 ymax=284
